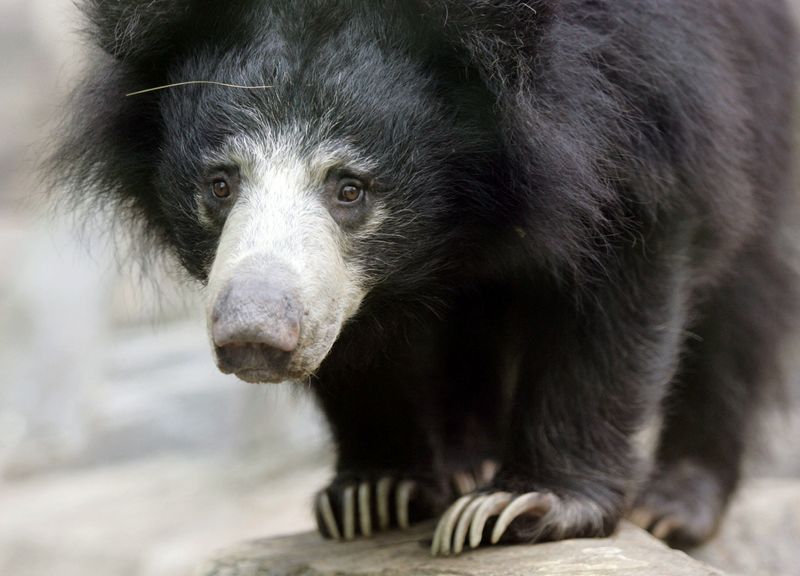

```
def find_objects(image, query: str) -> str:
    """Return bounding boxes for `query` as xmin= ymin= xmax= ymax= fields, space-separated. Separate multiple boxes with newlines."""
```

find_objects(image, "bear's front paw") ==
xmin=315 ymin=475 xmax=443 ymax=540
xmin=431 ymin=486 xmax=618 ymax=555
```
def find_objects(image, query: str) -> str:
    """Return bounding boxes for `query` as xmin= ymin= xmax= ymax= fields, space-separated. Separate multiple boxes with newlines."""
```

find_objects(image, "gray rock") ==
xmin=693 ymin=479 xmax=800 ymax=576
xmin=196 ymin=523 xmax=727 ymax=576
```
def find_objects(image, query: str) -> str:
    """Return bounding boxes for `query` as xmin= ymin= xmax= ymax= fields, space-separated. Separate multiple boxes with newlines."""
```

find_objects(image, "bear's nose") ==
xmin=210 ymin=262 xmax=302 ymax=380
xmin=211 ymin=277 xmax=301 ymax=352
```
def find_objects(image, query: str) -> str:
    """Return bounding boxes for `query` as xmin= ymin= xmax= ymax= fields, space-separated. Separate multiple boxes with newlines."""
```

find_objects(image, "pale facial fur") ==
xmin=205 ymin=132 xmax=375 ymax=382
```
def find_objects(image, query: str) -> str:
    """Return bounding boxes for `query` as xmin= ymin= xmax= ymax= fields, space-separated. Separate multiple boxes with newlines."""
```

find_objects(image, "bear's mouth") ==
xmin=215 ymin=343 xmax=296 ymax=383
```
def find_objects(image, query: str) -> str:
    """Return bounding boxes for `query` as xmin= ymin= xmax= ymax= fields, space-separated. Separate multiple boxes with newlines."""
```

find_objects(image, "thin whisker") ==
xmin=126 ymin=81 xmax=274 ymax=97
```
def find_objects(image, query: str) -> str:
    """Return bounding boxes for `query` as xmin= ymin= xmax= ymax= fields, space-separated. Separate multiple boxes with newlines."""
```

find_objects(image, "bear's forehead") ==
xmin=204 ymin=130 xmax=379 ymax=187
xmin=160 ymin=4 xmax=436 ymax=129
xmin=158 ymin=42 xmax=441 ymax=175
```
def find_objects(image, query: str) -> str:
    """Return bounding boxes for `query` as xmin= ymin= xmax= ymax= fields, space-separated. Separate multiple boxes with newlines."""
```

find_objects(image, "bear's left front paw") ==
xmin=431 ymin=488 xmax=616 ymax=556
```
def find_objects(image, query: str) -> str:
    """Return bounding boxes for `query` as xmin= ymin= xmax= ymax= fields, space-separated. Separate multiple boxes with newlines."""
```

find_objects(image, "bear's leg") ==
xmin=312 ymin=288 xmax=512 ymax=540
xmin=311 ymin=325 xmax=456 ymax=540
xmin=631 ymin=246 xmax=794 ymax=548
xmin=432 ymin=240 xmax=692 ymax=555
xmin=437 ymin=284 xmax=511 ymax=495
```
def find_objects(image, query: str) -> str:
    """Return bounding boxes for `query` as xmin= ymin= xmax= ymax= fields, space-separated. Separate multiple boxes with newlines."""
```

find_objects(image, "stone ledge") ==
xmin=196 ymin=523 xmax=727 ymax=576
xmin=693 ymin=479 xmax=800 ymax=576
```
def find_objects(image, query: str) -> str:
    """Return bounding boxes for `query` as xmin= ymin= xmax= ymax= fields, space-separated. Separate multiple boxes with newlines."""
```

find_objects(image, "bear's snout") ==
xmin=210 ymin=260 xmax=303 ymax=382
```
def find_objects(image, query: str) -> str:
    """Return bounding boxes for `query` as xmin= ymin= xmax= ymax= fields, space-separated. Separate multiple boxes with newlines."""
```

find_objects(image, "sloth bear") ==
xmin=50 ymin=0 xmax=797 ymax=556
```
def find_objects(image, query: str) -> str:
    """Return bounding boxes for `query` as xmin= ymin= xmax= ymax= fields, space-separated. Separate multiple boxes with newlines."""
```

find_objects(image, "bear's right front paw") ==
xmin=315 ymin=476 xmax=437 ymax=540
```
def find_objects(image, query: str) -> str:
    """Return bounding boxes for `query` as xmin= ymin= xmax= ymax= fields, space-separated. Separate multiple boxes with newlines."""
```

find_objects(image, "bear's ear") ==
xmin=79 ymin=0 xmax=196 ymax=61
xmin=419 ymin=0 xmax=554 ymax=89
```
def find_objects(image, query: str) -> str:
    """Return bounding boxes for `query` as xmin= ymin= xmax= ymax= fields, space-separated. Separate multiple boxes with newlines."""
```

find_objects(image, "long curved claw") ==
xmin=629 ymin=507 xmax=657 ymax=530
xmin=651 ymin=516 xmax=682 ymax=540
xmin=358 ymin=482 xmax=372 ymax=537
xmin=342 ymin=485 xmax=356 ymax=541
xmin=376 ymin=477 xmax=393 ymax=531
xmin=430 ymin=501 xmax=447 ymax=556
xmin=453 ymin=495 xmax=486 ymax=554
xmin=469 ymin=492 xmax=513 ymax=549
xmin=316 ymin=491 xmax=341 ymax=540
xmin=431 ymin=494 xmax=476 ymax=556
xmin=479 ymin=460 xmax=499 ymax=485
xmin=490 ymin=492 xmax=554 ymax=544
xmin=452 ymin=471 xmax=477 ymax=496
xmin=630 ymin=504 xmax=686 ymax=540
xmin=395 ymin=480 xmax=416 ymax=530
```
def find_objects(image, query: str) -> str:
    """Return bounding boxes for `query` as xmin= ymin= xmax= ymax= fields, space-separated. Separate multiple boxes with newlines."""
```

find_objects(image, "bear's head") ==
xmin=53 ymin=1 xmax=522 ymax=383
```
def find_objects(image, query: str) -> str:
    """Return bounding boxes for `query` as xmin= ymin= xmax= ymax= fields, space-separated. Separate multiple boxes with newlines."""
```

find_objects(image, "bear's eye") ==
xmin=337 ymin=179 xmax=365 ymax=204
xmin=211 ymin=177 xmax=232 ymax=199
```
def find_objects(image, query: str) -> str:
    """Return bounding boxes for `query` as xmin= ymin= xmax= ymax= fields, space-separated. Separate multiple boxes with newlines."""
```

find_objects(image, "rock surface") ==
xmin=198 ymin=479 xmax=800 ymax=576
xmin=196 ymin=523 xmax=727 ymax=576
xmin=694 ymin=479 xmax=800 ymax=576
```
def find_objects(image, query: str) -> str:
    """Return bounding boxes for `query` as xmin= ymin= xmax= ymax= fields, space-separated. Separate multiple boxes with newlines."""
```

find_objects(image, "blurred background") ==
xmin=1 ymin=1 xmax=799 ymax=576
xmin=0 ymin=2 xmax=332 ymax=575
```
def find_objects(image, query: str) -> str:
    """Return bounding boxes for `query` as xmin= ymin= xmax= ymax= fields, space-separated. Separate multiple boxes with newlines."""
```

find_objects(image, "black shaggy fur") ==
xmin=50 ymin=0 xmax=798 ymax=549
